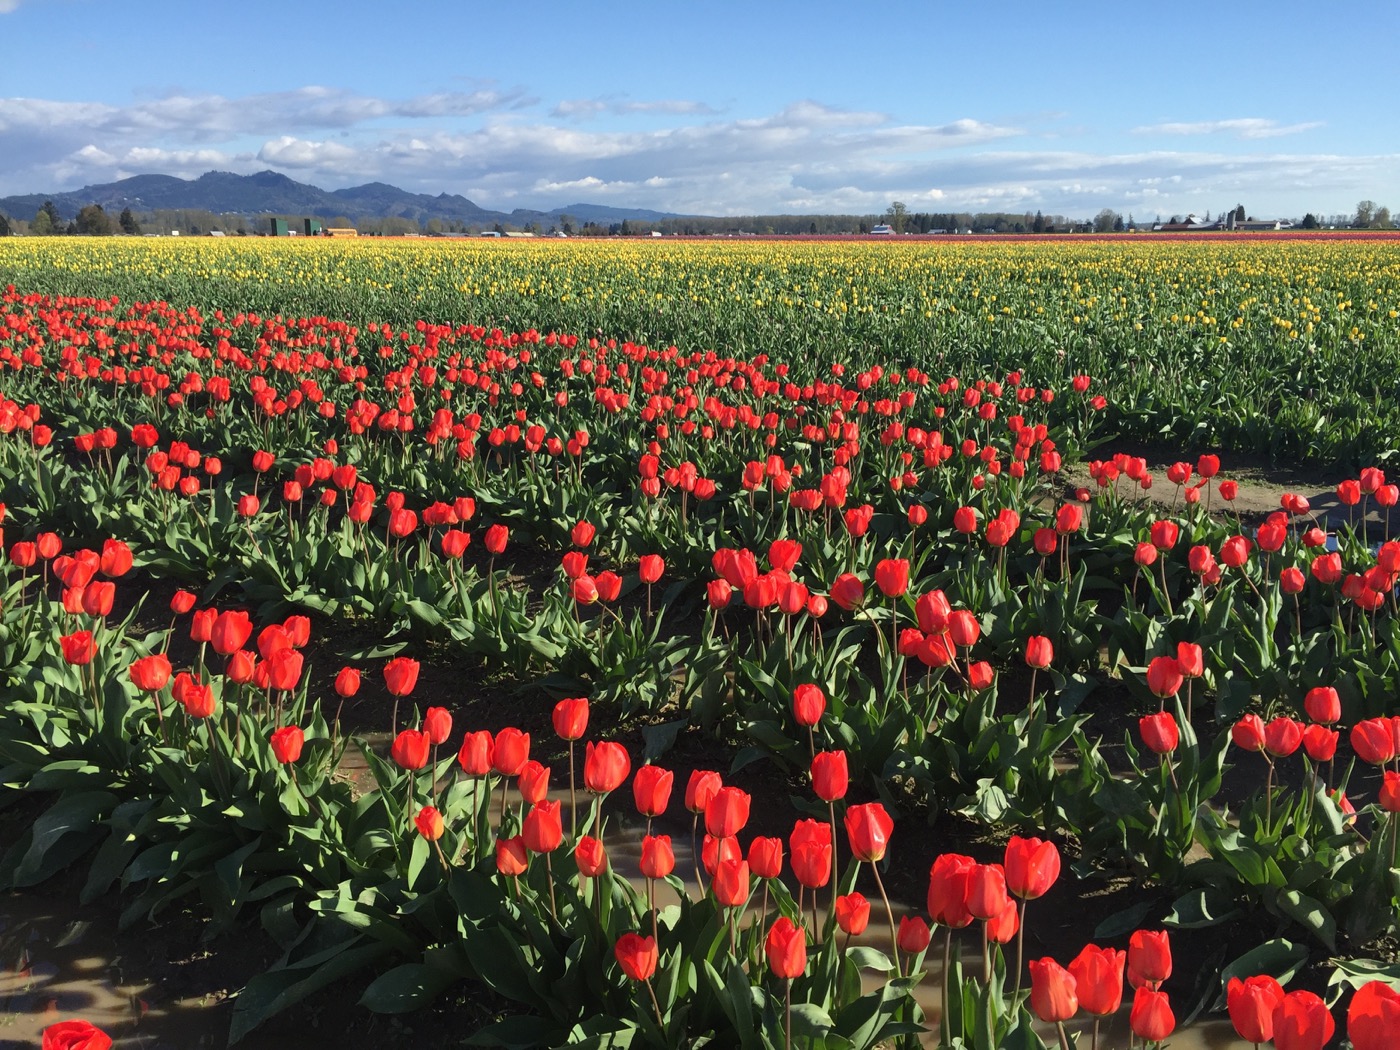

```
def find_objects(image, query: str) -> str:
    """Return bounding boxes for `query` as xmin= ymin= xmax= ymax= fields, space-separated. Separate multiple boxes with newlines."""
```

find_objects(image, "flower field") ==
xmin=1 ymin=236 xmax=1398 ymax=1049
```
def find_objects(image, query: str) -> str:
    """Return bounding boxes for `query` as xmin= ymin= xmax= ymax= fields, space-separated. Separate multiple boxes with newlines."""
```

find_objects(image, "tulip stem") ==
xmin=783 ymin=979 xmax=792 ymax=1050
xmin=1092 ymin=1017 xmax=1100 ymax=1050
xmin=544 ymin=852 xmax=558 ymax=921
xmin=568 ymin=741 xmax=577 ymax=840
xmin=644 ymin=976 xmax=666 ymax=1033
xmin=1012 ymin=898 xmax=1027 ymax=1000
xmin=941 ymin=930 xmax=953 ymax=1045
xmin=827 ymin=801 xmax=839 ymax=931
xmin=1055 ymin=1021 xmax=1072 ymax=1050
xmin=871 ymin=862 xmax=901 ymax=977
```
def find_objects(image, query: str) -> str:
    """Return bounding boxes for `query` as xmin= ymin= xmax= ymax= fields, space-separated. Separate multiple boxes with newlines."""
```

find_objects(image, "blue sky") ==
xmin=1 ymin=0 xmax=1396 ymax=218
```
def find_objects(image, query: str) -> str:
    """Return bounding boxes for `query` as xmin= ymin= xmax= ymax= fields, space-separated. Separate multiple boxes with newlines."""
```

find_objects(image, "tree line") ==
xmin=1 ymin=198 xmax=1393 ymax=238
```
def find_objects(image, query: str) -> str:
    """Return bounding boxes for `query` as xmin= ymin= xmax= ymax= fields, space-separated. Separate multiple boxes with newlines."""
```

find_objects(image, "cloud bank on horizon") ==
xmin=1 ymin=0 xmax=1395 ymax=219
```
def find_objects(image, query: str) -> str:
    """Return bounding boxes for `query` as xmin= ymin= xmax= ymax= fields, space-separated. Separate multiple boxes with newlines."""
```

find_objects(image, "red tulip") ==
xmin=1303 ymin=687 xmax=1340 ymax=724
xmin=1175 ymin=641 xmax=1204 ymax=678
xmin=1264 ymin=716 xmax=1303 ymax=757
xmin=574 ymin=835 xmax=608 ymax=877
xmin=484 ymin=524 xmax=508 ymax=554
xmin=928 ymin=853 xmax=976 ymax=928
xmin=1302 ymin=724 xmax=1338 ymax=763
xmin=1024 ymin=635 xmax=1054 ymax=670
xmin=522 ymin=799 xmax=563 ymax=853
xmin=768 ymin=538 xmax=802 ymax=572
xmin=1145 ymin=656 xmax=1183 ymax=699
xmin=334 ymin=666 xmax=361 ymax=697
xmin=810 ymin=750 xmax=848 ymax=802
xmin=1055 ymin=503 xmax=1082 ymax=535
xmin=414 ymin=805 xmax=445 ymax=842
xmin=128 ymin=653 xmax=172 ymax=692
xmin=40 ymin=1020 xmax=112 ymax=1050
xmin=595 ymin=571 xmax=622 ymax=602
xmin=639 ymin=834 xmax=675 ymax=879
xmin=269 ymin=725 xmax=304 ymax=764
xmin=897 ymin=915 xmax=932 ymax=953
xmin=1029 ymin=958 xmax=1078 ymax=1022
xmin=1127 ymin=930 xmax=1172 ymax=988
xmin=835 ymin=892 xmax=870 ymax=935
xmin=570 ymin=520 xmax=596 ymax=547
xmin=1227 ymin=974 xmax=1284 ymax=1043
xmin=966 ymin=862 xmax=1010 ymax=920
xmin=712 ymin=858 xmax=750 ymax=907
xmin=552 ymin=697 xmax=589 ymax=741
xmin=638 ymin=554 xmax=665 ymax=584
xmin=1067 ymin=944 xmax=1126 ymax=1016
xmin=792 ymin=683 xmax=826 ymax=727
xmin=829 ymin=573 xmax=865 ymax=611
xmin=747 ymin=836 xmax=784 ymax=879
xmin=60 ymin=630 xmax=95 ymax=666
xmin=517 ymin=760 xmax=550 ymax=805
xmin=422 ymin=706 xmax=452 ymax=746
xmin=685 ymin=769 xmax=722 ymax=814
xmin=948 ymin=609 xmax=981 ymax=647
xmin=1379 ymin=771 xmax=1400 ymax=812
xmin=1271 ymin=989 xmax=1334 ymax=1050
xmin=99 ymin=539 xmax=132 ymax=578
xmin=266 ymin=648 xmax=303 ymax=692
xmin=1232 ymin=714 xmax=1267 ymax=752
xmin=765 ymin=916 xmax=806 ymax=979
xmin=844 ymin=802 xmax=894 ymax=862
xmin=383 ymin=656 xmax=420 ymax=697
xmin=614 ymin=932 xmax=658 ymax=982
xmin=1130 ymin=987 xmax=1175 ymax=1041
xmin=493 ymin=727 xmax=530 ymax=775
xmin=874 ymin=558 xmax=909 ymax=597
xmin=632 ymin=765 xmax=673 ymax=818
xmin=1139 ymin=711 xmax=1180 ymax=754
xmin=560 ymin=551 xmax=588 ymax=579
xmin=458 ymin=730 xmax=494 ymax=775
xmin=1004 ymin=836 xmax=1060 ymax=900
xmin=1351 ymin=718 xmax=1395 ymax=765
xmin=583 ymin=740 xmax=630 ymax=794
xmin=210 ymin=610 xmax=253 ymax=655
xmin=705 ymin=786 xmax=751 ymax=838
xmin=391 ymin=729 xmax=431 ymax=770
xmin=967 ymin=661 xmax=994 ymax=690
xmin=178 ymin=676 xmax=216 ymax=718
xmin=702 ymin=833 xmax=742 ymax=876
xmin=1348 ymin=980 xmax=1400 ymax=1050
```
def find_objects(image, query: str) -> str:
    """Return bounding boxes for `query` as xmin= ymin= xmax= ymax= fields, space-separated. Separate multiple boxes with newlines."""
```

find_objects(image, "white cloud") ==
xmin=553 ymin=96 xmax=717 ymax=119
xmin=0 ymin=85 xmax=1392 ymax=218
xmin=1133 ymin=118 xmax=1324 ymax=139
xmin=0 ymin=0 xmax=20 ymax=12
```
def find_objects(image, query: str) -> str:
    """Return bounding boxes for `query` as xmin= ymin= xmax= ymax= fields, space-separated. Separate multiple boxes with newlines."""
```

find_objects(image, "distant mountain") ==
xmin=0 ymin=170 xmax=686 ymax=227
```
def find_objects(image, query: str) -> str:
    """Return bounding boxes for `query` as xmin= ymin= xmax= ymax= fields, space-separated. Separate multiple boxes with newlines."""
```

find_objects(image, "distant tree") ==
xmin=1093 ymin=208 xmax=1120 ymax=233
xmin=809 ymin=221 xmax=817 ymax=235
xmin=64 ymin=221 xmax=78 ymax=235
xmin=1113 ymin=214 xmax=1125 ymax=232
xmin=1354 ymin=200 xmax=1377 ymax=227
xmin=887 ymin=201 xmax=908 ymax=233
xmin=1301 ymin=213 xmax=1319 ymax=229
xmin=0 ymin=213 xmax=9 ymax=237
xmin=76 ymin=204 xmax=116 ymax=236
xmin=118 ymin=207 xmax=140 ymax=235
xmin=1032 ymin=210 xmax=1045 ymax=233
xmin=1377 ymin=206 xmax=1392 ymax=229
xmin=31 ymin=209 xmax=54 ymax=236
xmin=1126 ymin=213 xmax=1135 ymax=230
xmin=1233 ymin=204 xmax=1246 ymax=223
